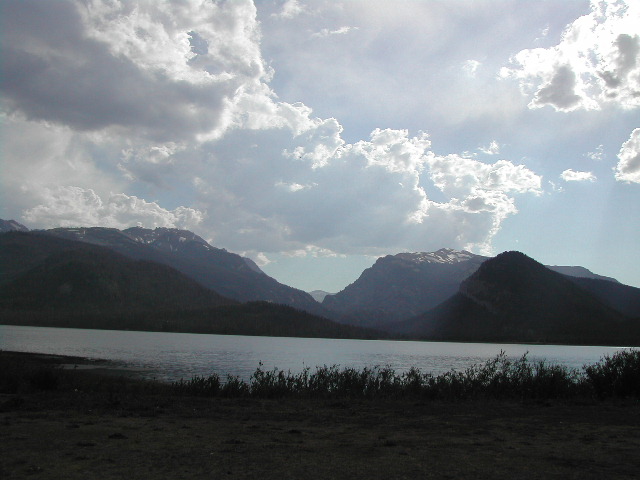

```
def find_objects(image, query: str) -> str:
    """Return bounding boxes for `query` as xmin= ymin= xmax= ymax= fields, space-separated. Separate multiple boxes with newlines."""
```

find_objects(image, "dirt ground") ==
xmin=2 ymin=353 xmax=640 ymax=479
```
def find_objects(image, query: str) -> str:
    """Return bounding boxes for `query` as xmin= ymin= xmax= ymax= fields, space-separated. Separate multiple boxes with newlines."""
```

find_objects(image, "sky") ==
xmin=1 ymin=0 xmax=639 ymax=293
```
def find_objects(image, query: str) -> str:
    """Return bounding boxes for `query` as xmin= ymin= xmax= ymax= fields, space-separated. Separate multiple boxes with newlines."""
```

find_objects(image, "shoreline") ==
xmin=0 ymin=350 xmax=151 ymax=380
xmin=0 ymin=349 xmax=109 ymax=365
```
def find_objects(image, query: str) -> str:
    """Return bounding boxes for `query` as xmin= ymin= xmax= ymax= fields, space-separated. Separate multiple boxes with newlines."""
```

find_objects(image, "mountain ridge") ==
xmin=322 ymin=249 xmax=489 ymax=327
xmin=393 ymin=251 xmax=639 ymax=345
xmin=40 ymin=226 xmax=331 ymax=318
xmin=2 ymin=220 xmax=638 ymax=345
xmin=0 ymin=219 xmax=29 ymax=233
xmin=322 ymin=247 xmax=636 ymax=328
xmin=0 ymin=231 xmax=380 ymax=340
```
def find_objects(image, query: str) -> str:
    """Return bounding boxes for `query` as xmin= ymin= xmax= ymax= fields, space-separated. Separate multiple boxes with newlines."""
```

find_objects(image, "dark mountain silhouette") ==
xmin=322 ymin=249 xmax=488 ymax=327
xmin=0 ymin=246 xmax=234 ymax=312
xmin=3 ymin=222 xmax=637 ymax=344
xmin=0 ymin=232 xmax=381 ymax=339
xmin=547 ymin=265 xmax=619 ymax=283
xmin=322 ymin=248 xmax=631 ymax=329
xmin=566 ymin=276 xmax=640 ymax=318
xmin=41 ymin=226 xmax=331 ymax=318
xmin=394 ymin=251 xmax=639 ymax=345
xmin=0 ymin=230 xmax=125 ymax=285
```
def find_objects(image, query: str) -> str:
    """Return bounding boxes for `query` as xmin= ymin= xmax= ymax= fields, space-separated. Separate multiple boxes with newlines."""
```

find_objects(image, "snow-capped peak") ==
xmin=395 ymin=248 xmax=482 ymax=264
xmin=123 ymin=227 xmax=210 ymax=251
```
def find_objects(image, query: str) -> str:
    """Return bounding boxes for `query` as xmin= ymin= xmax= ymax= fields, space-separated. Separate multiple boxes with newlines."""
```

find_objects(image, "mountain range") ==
xmin=41 ymin=225 xmax=329 ymax=318
xmin=0 ymin=228 xmax=379 ymax=339
xmin=1 ymin=219 xmax=639 ymax=345
xmin=321 ymin=248 xmax=627 ymax=328
xmin=393 ymin=251 xmax=639 ymax=345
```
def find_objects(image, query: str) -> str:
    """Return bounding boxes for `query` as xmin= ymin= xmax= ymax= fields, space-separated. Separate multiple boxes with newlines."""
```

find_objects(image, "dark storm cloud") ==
xmin=0 ymin=0 xmax=230 ymax=142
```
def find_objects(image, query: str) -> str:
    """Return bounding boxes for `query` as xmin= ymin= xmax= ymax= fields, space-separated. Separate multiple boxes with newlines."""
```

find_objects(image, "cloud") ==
xmin=463 ymin=59 xmax=481 ymax=77
xmin=531 ymin=64 xmax=584 ymax=110
xmin=479 ymin=140 xmax=500 ymax=155
xmin=560 ymin=169 xmax=597 ymax=182
xmin=615 ymin=128 xmax=640 ymax=183
xmin=0 ymin=0 xmax=268 ymax=142
xmin=502 ymin=0 xmax=640 ymax=111
xmin=1 ymin=0 xmax=544 ymax=261
xmin=118 ymin=143 xmax=183 ymax=188
xmin=0 ymin=114 xmax=128 ymax=215
xmin=417 ymin=154 xmax=541 ymax=253
xmin=191 ymin=112 xmax=542 ymax=256
xmin=311 ymin=26 xmax=358 ymax=39
xmin=273 ymin=0 xmax=304 ymax=19
xmin=548 ymin=180 xmax=564 ymax=193
xmin=252 ymin=252 xmax=272 ymax=267
xmin=260 ymin=0 xmax=536 ymax=132
xmin=23 ymin=187 xmax=204 ymax=230
xmin=586 ymin=144 xmax=605 ymax=161
xmin=424 ymin=155 xmax=542 ymax=198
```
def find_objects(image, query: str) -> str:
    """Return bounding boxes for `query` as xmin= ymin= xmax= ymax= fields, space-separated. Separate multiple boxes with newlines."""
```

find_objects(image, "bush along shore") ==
xmin=171 ymin=350 xmax=640 ymax=401
xmin=4 ymin=349 xmax=638 ymax=402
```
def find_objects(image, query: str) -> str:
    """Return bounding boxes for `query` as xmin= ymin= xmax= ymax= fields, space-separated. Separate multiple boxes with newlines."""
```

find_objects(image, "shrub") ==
xmin=583 ymin=349 xmax=640 ymax=398
xmin=250 ymin=363 xmax=301 ymax=398
xmin=171 ymin=374 xmax=221 ymax=397
xmin=220 ymin=375 xmax=250 ymax=397
xmin=166 ymin=350 xmax=640 ymax=401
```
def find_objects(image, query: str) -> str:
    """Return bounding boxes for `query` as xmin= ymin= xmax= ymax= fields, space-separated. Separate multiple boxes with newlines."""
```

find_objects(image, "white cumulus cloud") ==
xmin=560 ymin=169 xmax=597 ymax=182
xmin=23 ymin=187 xmax=204 ymax=230
xmin=502 ymin=0 xmax=640 ymax=111
xmin=615 ymin=128 xmax=640 ymax=183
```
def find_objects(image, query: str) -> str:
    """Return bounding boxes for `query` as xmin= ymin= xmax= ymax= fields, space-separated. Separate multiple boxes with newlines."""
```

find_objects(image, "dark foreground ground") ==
xmin=1 ymin=351 xmax=640 ymax=479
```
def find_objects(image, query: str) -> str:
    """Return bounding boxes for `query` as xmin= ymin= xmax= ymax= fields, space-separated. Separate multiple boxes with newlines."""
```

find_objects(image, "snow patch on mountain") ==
xmin=395 ymin=248 xmax=484 ymax=264
xmin=124 ymin=227 xmax=208 ymax=247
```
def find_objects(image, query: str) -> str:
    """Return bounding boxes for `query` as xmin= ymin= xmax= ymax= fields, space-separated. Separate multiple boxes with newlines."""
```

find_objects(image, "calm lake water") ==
xmin=0 ymin=324 xmax=630 ymax=382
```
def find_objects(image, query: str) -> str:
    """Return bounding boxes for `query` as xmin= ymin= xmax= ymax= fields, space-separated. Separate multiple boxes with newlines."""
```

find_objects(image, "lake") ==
xmin=0 ymin=324 xmax=630 ymax=382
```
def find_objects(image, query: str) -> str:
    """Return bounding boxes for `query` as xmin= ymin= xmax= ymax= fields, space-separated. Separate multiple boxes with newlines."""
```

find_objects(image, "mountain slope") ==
xmin=0 ymin=246 xmax=234 ymax=312
xmin=0 ymin=232 xmax=381 ymax=339
xmin=322 ymin=247 xmax=629 ymax=329
xmin=566 ymin=276 xmax=640 ymax=318
xmin=547 ymin=265 xmax=619 ymax=283
xmin=322 ymin=249 xmax=488 ymax=327
xmin=0 ymin=231 xmax=109 ymax=285
xmin=0 ymin=219 xmax=29 ymax=233
xmin=42 ymin=226 xmax=330 ymax=318
xmin=395 ymin=251 xmax=638 ymax=345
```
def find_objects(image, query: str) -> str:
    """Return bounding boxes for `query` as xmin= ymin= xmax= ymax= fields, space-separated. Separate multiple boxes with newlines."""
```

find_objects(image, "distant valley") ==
xmin=1 ymin=219 xmax=639 ymax=345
